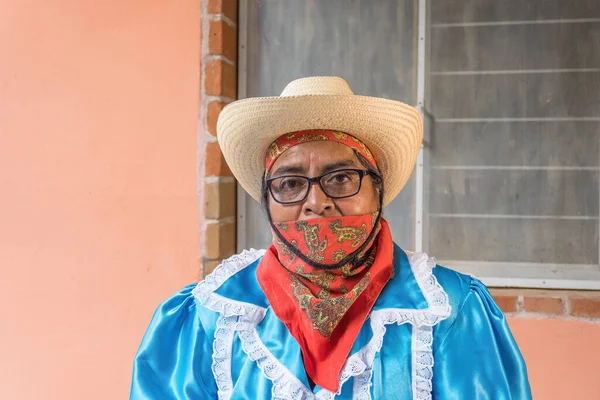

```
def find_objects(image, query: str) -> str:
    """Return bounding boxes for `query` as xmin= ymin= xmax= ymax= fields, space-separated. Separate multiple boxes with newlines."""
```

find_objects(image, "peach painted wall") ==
xmin=0 ymin=0 xmax=200 ymax=399
xmin=509 ymin=318 xmax=600 ymax=399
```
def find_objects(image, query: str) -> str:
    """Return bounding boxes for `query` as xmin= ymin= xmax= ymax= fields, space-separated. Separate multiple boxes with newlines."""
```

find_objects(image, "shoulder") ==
xmin=430 ymin=262 xmax=503 ymax=347
xmin=148 ymin=283 xmax=200 ymax=324
xmin=140 ymin=249 xmax=267 ymax=345
xmin=193 ymin=248 xmax=269 ymax=312
xmin=432 ymin=264 xmax=475 ymax=321
xmin=433 ymin=263 xmax=497 ymax=316
xmin=142 ymin=283 xmax=215 ymax=340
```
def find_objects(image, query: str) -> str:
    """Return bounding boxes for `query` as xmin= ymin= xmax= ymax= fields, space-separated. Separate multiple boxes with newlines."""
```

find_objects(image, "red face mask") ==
xmin=271 ymin=211 xmax=381 ymax=336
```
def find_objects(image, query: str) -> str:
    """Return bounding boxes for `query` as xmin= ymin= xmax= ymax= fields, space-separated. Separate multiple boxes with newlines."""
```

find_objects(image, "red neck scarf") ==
xmin=257 ymin=216 xmax=394 ymax=392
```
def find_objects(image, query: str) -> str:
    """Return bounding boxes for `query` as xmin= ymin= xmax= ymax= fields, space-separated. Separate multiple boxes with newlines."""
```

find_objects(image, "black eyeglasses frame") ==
xmin=265 ymin=168 xmax=379 ymax=205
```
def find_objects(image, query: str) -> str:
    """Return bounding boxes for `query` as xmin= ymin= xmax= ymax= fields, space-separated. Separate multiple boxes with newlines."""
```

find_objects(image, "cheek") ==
xmin=336 ymin=180 xmax=379 ymax=215
xmin=336 ymin=196 xmax=377 ymax=215
xmin=268 ymin=197 xmax=303 ymax=222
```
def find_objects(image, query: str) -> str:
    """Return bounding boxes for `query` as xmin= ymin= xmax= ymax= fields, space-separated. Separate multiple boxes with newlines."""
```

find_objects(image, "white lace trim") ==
xmin=412 ymin=325 xmax=434 ymax=400
xmin=194 ymin=249 xmax=450 ymax=400
xmin=212 ymin=315 xmax=238 ymax=399
xmin=192 ymin=248 xmax=267 ymax=320
xmin=193 ymin=249 xmax=267 ymax=400
xmin=316 ymin=251 xmax=451 ymax=400
xmin=237 ymin=317 xmax=314 ymax=400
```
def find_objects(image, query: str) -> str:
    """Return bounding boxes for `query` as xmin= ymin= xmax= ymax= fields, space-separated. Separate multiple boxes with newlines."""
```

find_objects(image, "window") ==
xmin=425 ymin=0 xmax=600 ymax=288
xmin=238 ymin=0 xmax=600 ymax=289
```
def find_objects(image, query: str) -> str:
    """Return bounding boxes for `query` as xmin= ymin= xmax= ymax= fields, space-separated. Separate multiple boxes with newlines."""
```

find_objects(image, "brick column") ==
xmin=200 ymin=0 xmax=238 ymax=275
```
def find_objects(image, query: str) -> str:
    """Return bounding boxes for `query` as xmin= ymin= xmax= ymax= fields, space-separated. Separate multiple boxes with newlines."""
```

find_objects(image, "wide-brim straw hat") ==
xmin=216 ymin=76 xmax=422 ymax=207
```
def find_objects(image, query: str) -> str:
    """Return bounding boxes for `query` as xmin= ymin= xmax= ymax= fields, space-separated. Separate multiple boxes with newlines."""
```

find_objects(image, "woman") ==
xmin=130 ymin=77 xmax=531 ymax=399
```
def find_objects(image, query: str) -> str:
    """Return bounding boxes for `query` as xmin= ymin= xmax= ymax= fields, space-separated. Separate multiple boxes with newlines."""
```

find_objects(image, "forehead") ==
xmin=269 ymin=141 xmax=360 ymax=174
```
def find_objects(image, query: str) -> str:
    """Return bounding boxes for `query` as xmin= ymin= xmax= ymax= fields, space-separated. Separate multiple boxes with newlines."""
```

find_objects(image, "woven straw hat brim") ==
xmin=217 ymin=94 xmax=423 ymax=207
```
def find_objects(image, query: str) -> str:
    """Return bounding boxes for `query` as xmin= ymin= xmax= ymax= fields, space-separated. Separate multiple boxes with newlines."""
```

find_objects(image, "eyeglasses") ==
xmin=266 ymin=168 xmax=376 ymax=205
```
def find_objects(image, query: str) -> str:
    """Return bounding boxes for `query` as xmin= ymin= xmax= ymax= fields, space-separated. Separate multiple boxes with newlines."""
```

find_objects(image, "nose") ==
xmin=301 ymin=181 xmax=335 ymax=217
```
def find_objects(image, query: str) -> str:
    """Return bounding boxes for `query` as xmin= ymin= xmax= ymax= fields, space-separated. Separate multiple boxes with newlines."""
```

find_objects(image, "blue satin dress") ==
xmin=130 ymin=246 xmax=531 ymax=399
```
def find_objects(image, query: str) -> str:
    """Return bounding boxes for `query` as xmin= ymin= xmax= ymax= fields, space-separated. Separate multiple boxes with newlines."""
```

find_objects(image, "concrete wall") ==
xmin=0 ymin=0 xmax=201 ymax=398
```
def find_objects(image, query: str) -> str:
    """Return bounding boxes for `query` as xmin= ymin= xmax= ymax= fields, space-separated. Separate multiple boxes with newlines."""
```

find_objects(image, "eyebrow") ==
xmin=270 ymin=165 xmax=306 ymax=178
xmin=270 ymin=159 xmax=359 ymax=178
xmin=321 ymin=160 xmax=358 ymax=173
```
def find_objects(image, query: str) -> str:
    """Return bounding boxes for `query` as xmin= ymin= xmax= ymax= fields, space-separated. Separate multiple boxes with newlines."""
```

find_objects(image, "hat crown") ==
xmin=280 ymin=76 xmax=354 ymax=97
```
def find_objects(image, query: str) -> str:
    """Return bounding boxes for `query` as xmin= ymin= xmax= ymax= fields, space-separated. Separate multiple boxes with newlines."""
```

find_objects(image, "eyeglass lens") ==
xmin=269 ymin=169 xmax=363 ymax=204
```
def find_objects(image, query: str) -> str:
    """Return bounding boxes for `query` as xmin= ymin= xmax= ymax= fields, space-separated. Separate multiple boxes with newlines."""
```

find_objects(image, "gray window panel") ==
xmin=244 ymin=201 xmax=272 ymax=250
xmin=429 ymin=218 xmax=599 ymax=264
xmin=430 ymin=72 xmax=600 ymax=118
xmin=426 ymin=0 xmax=600 ymax=274
xmin=242 ymin=0 xmax=417 ymax=251
xmin=429 ymin=122 xmax=600 ymax=167
xmin=431 ymin=0 xmax=600 ymax=24
xmin=249 ymin=0 xmax=415 ymax=100
xmin=429 ymin=170 xmax=599 ymax=216
xmin=431 ymin=23 xmax=600 ymax=71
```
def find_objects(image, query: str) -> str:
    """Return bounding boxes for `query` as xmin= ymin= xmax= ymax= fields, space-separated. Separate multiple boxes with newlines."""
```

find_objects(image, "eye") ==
xmin=276 ymin=177 xmax=307 ymax=192
xmin=321 ymin=170 xmax=362 ymax=198
xmin=325 ymin=170 xmax=354 ymax=185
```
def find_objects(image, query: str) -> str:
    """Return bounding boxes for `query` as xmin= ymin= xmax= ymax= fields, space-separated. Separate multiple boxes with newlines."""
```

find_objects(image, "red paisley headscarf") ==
xmin=256 ymin=130 xmax=395 ymax=392
xmin=264 ymin=129 xmax=377 ymax=171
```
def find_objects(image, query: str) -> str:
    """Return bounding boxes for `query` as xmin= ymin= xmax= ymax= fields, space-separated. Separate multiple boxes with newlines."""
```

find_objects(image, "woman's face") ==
xmin=267 ymin=141 xmax=379 ymax=222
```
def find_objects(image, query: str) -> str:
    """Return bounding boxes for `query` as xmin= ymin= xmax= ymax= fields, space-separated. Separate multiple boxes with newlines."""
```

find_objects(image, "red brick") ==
xmin=523 ymin=296 xmax=565 ymax=315
xmin=569 ymin=296 xmax=600 ymax=318
xmin=208 ymin=20 xmax=237 ymax=61
xmin=204 ymin=59 xmax=221 ymax=95
xmin=207 ymin=0 xmax=238 ymax=23
xmin=204 ymin=59 xmax=237 ymax=98
xmin=205 ymin=221 xmax=236 ymax=260
xmin=204 ymin=181 xmax=236 ymax=219
xmin=205 ymin=142 xmax=233 ymax=177
xmin=219 ymin=61 xmax=236 ymax=99
xmin=491 ymin=294 xmax=518 ymax=313
xmin=207 ymin=100 xmax=226 ymax=136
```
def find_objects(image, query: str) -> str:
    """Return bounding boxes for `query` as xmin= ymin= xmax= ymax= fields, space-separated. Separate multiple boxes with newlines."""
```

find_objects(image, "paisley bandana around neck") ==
xmin=256 ymin=215 xmax=395 ymax=392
